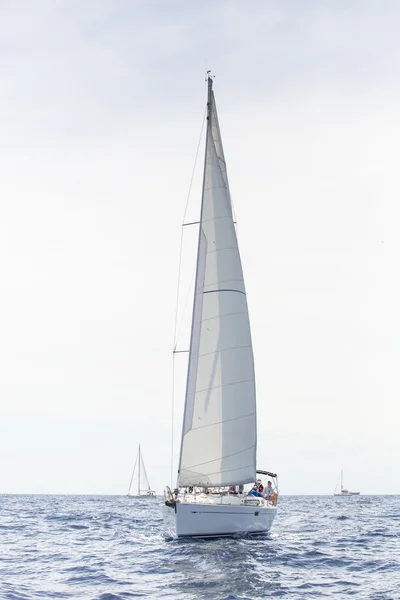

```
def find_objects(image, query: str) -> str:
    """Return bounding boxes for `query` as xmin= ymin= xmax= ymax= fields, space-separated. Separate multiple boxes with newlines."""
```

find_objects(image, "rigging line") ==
xmin=172 ymin=107 xmax=206 ymax=350
xmin=170 ymin=107 xmax=206 ymax=488
xmin=174 ymin=265 xmax=196 ymax=351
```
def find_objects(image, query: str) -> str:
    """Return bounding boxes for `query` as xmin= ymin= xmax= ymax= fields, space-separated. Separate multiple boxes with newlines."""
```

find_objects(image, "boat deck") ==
xmin=175 ymin=491 xmax=275 ymax=508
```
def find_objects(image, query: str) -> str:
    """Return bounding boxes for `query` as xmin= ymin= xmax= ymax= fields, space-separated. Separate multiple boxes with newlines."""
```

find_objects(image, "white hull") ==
xmin=164 ymin=494 xmax=277 ymax=538
xmin=334 ymin=471 xmax=360 ymax=496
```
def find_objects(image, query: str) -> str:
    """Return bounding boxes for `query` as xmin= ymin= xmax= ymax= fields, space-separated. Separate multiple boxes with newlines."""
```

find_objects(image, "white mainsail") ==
xmin=177 ymin=79 xmax=257 ymax=488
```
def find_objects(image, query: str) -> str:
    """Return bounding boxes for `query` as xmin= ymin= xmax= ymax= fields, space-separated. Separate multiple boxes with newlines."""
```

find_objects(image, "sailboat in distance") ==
xmin=334 ymin=470 xmax=360 ymax=496
xmin=164 ymin=75 xmax=278 ymax=538
xmin=127 ymin=444 xmax=156 ymax=497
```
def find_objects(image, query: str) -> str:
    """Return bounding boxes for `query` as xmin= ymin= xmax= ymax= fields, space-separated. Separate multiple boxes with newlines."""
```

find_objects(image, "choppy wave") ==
xmin=0 ymin=494 xmax=398 ymax=599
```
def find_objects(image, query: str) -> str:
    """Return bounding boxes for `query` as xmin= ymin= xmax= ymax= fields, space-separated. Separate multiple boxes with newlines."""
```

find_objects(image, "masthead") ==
xmin=206 ymin=69 xmax=215 ymax=86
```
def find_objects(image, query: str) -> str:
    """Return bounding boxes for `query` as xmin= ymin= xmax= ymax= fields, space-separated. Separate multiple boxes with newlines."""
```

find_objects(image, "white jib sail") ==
xmin=127 ymin=445 xmax=152 ymax=495
xmin=139 ymin=451 xmax=151 ymax=492
xmin=178 ymin=80 xmax=257 ymax=488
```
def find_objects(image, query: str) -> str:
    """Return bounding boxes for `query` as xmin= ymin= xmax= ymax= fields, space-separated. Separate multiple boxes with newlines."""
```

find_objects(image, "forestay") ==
xmin=178 ymin=79 xmax=257 ymax=488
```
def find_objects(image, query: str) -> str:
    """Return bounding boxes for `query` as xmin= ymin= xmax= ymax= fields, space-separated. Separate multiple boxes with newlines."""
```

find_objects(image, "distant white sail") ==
xmin=177 ymin=89 xmax=257 ymax=488
xmin=139 ymin=451 xmax=151 ymax=492
xmin=127 ymin=445 xmax=156 ymax=496
xmin=334 ymin=469 xmax=360 ymax=496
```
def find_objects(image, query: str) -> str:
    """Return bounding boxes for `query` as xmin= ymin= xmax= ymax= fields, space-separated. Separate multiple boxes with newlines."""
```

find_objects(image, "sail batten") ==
xmin=177 ymin=79 xmax=257 ymax=488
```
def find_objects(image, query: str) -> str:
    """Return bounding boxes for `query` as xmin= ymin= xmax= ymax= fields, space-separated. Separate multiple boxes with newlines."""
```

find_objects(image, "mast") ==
xmin=341 ymin=469 xmax=343 ymax=492
xmin=138 ymin=444 xmax=141 ymax=496
xmin=177 ymin=77 xmax=213 ymax=486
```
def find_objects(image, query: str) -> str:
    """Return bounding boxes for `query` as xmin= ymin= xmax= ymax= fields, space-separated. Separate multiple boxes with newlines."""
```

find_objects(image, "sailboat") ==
xmin=127 ymin=444 xmax=156 ymax=497
xmin=164 ymin=75 xmax=278 ymax=538
xmin=334 ymin=470 xmax=360 ymax=496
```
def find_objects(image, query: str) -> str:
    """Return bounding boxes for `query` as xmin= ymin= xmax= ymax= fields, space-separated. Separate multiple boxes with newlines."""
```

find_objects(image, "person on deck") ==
xmin=264 ymin=480 xmax=274 ymax=497
xmin=264 ymin=480 xmax=278 ymax=505
xmin=248 ymin=484 xmax=264 ymax=498
xmin=256 ymin=479 xmax=264 ymax=493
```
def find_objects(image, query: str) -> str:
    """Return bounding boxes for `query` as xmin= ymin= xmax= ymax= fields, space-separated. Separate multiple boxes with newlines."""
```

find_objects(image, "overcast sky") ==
xmin=1 ymin=0 xmax=399 ymax=495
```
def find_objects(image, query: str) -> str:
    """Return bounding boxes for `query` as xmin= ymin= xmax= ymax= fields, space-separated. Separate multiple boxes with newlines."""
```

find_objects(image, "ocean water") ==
xmin=0 ymin=495 xmax=399 ymax=600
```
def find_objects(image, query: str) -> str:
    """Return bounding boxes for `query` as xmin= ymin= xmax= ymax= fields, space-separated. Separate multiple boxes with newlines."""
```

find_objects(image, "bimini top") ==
xmin=256 ymin=469 xmax=277 ymax=478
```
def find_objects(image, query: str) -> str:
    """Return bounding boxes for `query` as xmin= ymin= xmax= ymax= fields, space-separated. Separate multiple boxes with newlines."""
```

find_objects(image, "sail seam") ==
xmin=206 ymin=246 xmax=238 ymax=255
xmin=182 ymin=444 xmax=256 ymax=471
xmin=201 ymin=215 xmax=232 ymax=224
xmin=203 ymin=289 xmax=245 ymax=296
xmin=201 ymin=311 xmax=248 ymax=323
xmin=188 ymin=411 xmax=256 ymax=432
xmin=204 ymin=278 xmax=243 ymax=287
xmin=185 ymin=463 xmax=255 ymax=478
xmin=204 ymin=184 xmax=228 ymax=192
xmin=194 ymin=377 xmax=254 ymax=394
xmin=196 ymin=344 xmax=251 ymax=359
